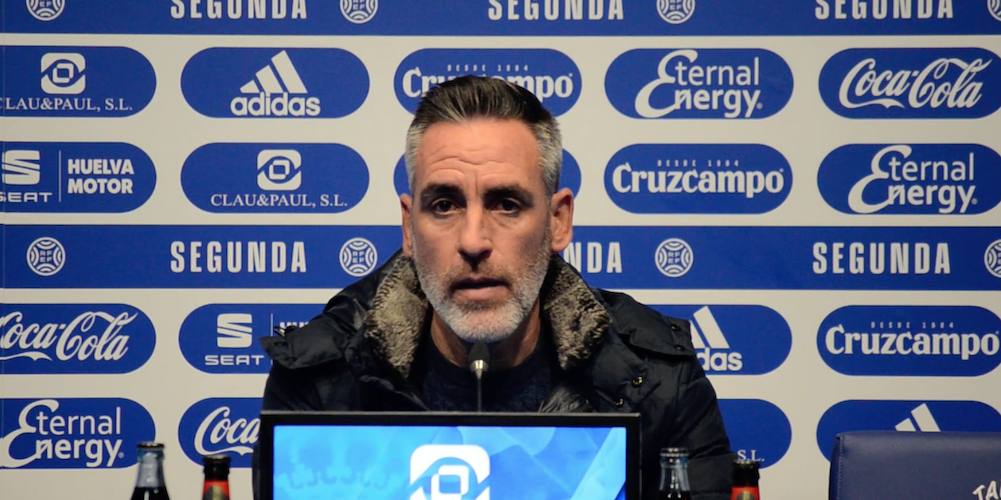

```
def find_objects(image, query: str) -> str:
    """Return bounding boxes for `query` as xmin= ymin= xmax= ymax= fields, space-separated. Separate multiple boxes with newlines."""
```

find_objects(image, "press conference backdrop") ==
xmin=2 ymin=1 xmax=1000 ymax=498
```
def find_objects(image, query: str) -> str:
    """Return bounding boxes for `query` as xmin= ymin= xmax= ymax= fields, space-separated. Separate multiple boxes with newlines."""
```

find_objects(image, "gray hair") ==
xmin=404 ymin=76 xmax=562 ymax=195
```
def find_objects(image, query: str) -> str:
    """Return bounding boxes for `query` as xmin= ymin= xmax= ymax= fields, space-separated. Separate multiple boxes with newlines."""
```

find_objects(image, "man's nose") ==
xmin=458 ymin=207 xmax=492 ymax=265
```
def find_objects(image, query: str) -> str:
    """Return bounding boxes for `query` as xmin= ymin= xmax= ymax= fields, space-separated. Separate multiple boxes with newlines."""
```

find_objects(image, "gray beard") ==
xmin=412 ymin=233 xmax=551 ymax=344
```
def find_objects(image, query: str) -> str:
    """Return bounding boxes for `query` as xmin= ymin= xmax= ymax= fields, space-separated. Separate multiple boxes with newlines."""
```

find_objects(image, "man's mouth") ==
xmin=452 ymin=277 xmax=506 ymax=291
xmin=450 ymin=277 xmax=509 ymax=302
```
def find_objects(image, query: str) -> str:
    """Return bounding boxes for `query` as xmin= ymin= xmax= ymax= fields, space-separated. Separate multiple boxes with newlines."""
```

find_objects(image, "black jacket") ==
xmin=258 ymin=252 xmax=733 ymax=499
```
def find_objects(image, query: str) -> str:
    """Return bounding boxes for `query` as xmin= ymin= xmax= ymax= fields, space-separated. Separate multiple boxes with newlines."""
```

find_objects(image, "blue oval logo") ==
xmin=1 ymin=141 xmax=156 ymax=213
xmin=181 ymin=143 xmax=368 ymax=213
xmin=820 ymin=48 xmax=1001 ymax=119
xmin=178 ymin=398 xmax=260 ymax=468
xmin=179 ymin=303 xmax=321 ymax=373
xmin=606 ymin=144 xmax=791 ymax=214
xmin=0 ymin=398 xmax=156 ymax=469
xmin=393 ymin=149 xmax=582 ymax=197
xmin=818 ymin=144 xmax=1001 ymax=215
xmin=605 ymin=49 xmax=793 ymax=119
xmin=818 ymin=306 xmax=1001 ymax=376
xmin=817 ymin=400 xmax=1001 ymax=458
xmin=0 ymin=304 xmax=155 ymax=374
xmin=394 ymin=49 xmax=582 ymax=116
xmin=652 ymin=305 xmax=791 ymax=375
xmin=182 ymin=48 xmax=368 ymax=118
xmin=1 ymin=46 xmax=155 ymax=117
xmin=719 ymin=399 xmax=791 ymax=468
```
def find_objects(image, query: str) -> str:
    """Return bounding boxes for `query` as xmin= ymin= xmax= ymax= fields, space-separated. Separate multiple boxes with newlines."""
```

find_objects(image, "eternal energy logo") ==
xmin=818 ymin=306 xmax=1001 ymax=376
xmin=653 ymin=305 xmax=791 ymax=375
xmin=605 ymin=144 xmax=791 ymax=214
xmin=178 ymin=398 xmax=260 ymax=467
xmin=0 ymin=398 xmax=155 ymax=469
xmin=820 ymin=47 xmax=1001 ymax=118
xmin=179 ymin=303 xmax=318 ymax=373
xmin=818 ymin=144 xmax=1001 ymax=215
xmin=181 ymin=48 xmax=369 ymax=118
xmin=0 ymin=141 xmax=157 ymax=213
xmin=0 ymin=46 xmax=155 ymax=117
xmin=605 ymin=49 xmax=793 ymax=119
xmin=394 ymin=49 xmax=581 ymax=116
xmin=181 ymin=143 xmax=368 ymax=213
xmin=0 ymin=304 xmax=155 ymax=374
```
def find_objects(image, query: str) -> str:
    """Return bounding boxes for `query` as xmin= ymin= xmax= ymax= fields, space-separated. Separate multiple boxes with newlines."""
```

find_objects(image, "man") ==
xmin=258 ymin=76 xmax=733 ymax=498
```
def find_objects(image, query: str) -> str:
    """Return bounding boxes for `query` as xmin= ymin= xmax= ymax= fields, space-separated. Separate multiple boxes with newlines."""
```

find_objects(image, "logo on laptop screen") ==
xmin=410 ymin=444 xmax=490 ymax=500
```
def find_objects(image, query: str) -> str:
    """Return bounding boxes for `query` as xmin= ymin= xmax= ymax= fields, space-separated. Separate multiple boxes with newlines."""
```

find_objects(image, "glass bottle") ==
xmin=730 ymin=459 xmax=761 ymax=500
xmin=130 ymin=442 xmax=170 ymax=500
xmin=658 ymin=447 xmax=692 ymax=500
xmin=202 ymin=454 xmax=231 ymax=500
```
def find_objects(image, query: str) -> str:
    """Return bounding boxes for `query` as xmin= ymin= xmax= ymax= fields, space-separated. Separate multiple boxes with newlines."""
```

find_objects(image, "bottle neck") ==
xmin=659 ymin=457 xmax=691 ymax=493
xmin=135 ymin=451 xmax=166 ymax=489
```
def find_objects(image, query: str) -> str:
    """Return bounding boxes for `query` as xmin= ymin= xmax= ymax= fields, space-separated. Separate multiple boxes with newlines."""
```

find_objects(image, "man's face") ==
xmin=401 ymin=118 xmax=573 ymax=343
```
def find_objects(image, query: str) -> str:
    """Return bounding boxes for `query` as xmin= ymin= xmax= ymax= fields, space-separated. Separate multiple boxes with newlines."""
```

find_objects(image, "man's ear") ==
xmin=400 ymin=194 xmax=413 ymax=257
xmin=549 ymin=187 xmax=574 ymax=253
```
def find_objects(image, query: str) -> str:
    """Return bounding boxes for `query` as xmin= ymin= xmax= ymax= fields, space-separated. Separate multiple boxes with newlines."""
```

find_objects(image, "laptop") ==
xmin=259 ymin=411 xmax=641 ymax=500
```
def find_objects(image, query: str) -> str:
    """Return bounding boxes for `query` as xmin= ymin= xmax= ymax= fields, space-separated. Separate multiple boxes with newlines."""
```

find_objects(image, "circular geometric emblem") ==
xmin=985 ymin=239 xmax=1001 ymax=278
xmin=655 ymin=238 xmax=694 ymax=278
xmin=341 ymin=0 xmax=378 ymax=24
xmin=26 ymin=0 xmax=65 ymax=21
xmin=26 ymin=236 xmax=66 ymax=276
xmin=657 ymin=0 xmax=696 ymax=24
xmin=990 ymin=0 xmax=1001 ymax=22
xmin=340 ymin=237 xmax=378 ymax=277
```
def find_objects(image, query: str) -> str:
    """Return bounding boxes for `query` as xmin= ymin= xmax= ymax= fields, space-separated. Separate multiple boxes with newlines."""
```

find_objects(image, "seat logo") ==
xmin=3 ymin=150 xmax=41 ymax=185
xmin=216 ymin=313 xmax=253 ymax=348
xmin=409 ymin=445 xmax=490 ymax=500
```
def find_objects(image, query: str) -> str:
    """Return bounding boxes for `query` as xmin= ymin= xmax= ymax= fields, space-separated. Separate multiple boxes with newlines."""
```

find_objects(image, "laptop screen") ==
xmin=260 ymin=412 xmax=640 ymax=500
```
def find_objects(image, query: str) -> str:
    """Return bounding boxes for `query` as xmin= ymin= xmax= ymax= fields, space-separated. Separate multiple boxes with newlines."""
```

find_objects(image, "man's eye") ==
xmin=430 ymin=199 xmax=456 ymax=213
xmin=496 ymin=199 xmax=521 ymax=213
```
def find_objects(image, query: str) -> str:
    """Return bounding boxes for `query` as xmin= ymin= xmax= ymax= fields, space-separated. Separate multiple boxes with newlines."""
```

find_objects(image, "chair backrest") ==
xmin=829 ymin=431 xmax=1001 ymax=500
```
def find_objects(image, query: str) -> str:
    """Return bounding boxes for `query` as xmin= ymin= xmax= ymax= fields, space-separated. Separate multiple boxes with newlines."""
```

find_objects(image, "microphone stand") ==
xmin=468 ymin=342 xmax=489 ymax=412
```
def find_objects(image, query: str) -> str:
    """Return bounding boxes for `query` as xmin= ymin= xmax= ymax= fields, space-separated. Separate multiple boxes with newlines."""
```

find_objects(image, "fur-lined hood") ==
xmin=362 ymin=253 xmax=611 ymax=378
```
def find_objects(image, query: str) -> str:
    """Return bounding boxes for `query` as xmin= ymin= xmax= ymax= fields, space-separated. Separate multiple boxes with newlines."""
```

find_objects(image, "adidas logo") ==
xmin=690 ymin=306 xmax=743 ymax=372
xmin=895 ymin=403 xmax=941 ymax=432
xmin=229 ymin=50 xmax=320 ymax=117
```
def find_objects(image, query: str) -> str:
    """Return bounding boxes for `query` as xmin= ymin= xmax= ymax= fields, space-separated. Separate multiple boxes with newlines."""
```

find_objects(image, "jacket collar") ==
xmin=363 ymin=253 xmax=611 ymax=379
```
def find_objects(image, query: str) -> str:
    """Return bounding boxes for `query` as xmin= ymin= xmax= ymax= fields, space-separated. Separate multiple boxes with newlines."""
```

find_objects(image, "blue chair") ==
xmin=828 ymin=431 xmax=1001 ymax=500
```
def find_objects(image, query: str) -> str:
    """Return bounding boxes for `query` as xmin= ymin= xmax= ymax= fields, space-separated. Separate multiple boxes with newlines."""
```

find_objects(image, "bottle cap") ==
xmin=732 ymin=458 xmax=761 ymax=483
xmin=660 ymin=447 xmax=689 ymax=459
xmin=202 ymin=454 xmax=231 ymax=477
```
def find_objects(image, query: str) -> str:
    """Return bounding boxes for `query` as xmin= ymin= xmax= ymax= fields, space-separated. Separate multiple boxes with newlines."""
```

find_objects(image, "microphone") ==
xmin=468 ymin=342 xmax=490 ymax=412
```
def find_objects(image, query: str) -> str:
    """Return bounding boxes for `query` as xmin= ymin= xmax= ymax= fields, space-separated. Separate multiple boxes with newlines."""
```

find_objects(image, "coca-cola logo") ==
xmin=0 ymin=304 xmax=155 ymax=374
xmin=178 ymin=398 xmax=260 ymax=467
xmin=820 ymin=48 xmax=1001 ymax=118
